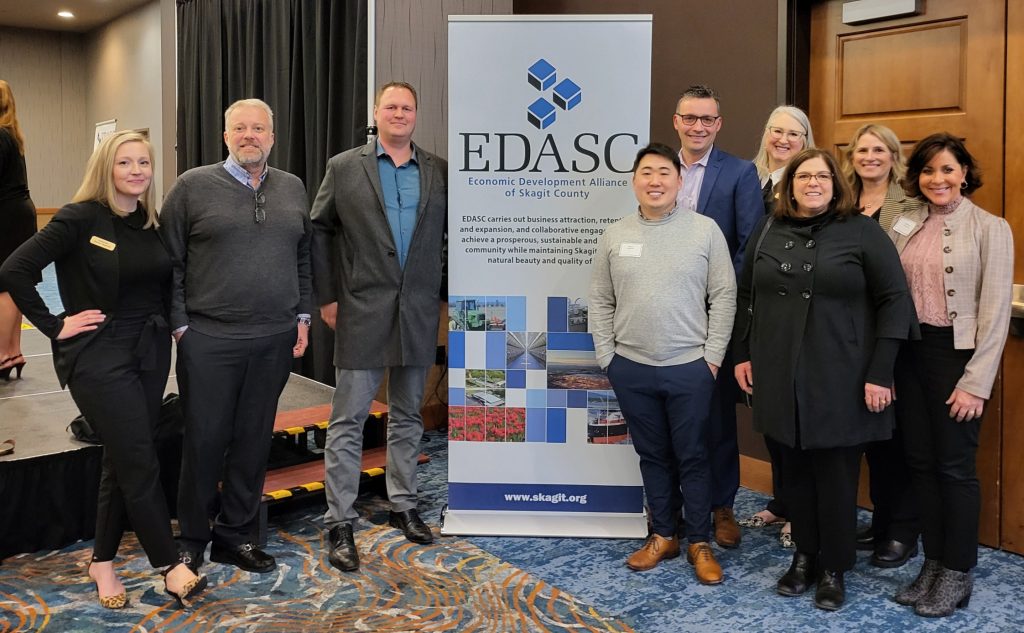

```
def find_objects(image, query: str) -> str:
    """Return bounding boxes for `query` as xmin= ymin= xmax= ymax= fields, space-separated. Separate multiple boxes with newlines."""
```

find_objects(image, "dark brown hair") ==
xmin=774 ymin=148 xmax=856 ymax=219
xmin=904 ymin=132 xmax=982 ymax=199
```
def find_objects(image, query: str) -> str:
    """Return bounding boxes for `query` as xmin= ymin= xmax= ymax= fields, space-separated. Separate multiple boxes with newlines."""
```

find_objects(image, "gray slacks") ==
xmin=323 ymin=365 xmax=429 ymax=526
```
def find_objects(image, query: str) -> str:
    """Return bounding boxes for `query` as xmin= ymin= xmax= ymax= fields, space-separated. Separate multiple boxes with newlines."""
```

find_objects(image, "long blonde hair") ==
xmin=841 ymin=123 xmax=907 ymax=197
xmin=753 ymin=105 xmax=815 ymax=180
xmin=0 ymin=80 xmax=26 ymax=155
xmin=72 ymin=131 xmax=158 ymax=228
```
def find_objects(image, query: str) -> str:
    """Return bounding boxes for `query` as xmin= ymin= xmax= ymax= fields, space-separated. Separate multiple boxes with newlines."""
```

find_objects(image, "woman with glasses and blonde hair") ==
xmin=754 ymin=105 xmax=816 ymax=212
xmin=738 ymin=105 xmax=816 ymax=544
xmin=842 ymin=123 xmax=924 ymax=569
xmin=0 ymin=131 xmax=207 ymax=609
xmin=0 ymin=79 xmax=37 ymax=380
xmin=733 ymin=148 xmax=915 ymax=610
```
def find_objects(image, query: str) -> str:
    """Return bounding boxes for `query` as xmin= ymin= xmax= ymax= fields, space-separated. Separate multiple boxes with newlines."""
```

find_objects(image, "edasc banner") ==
xmin=443 ymin=15 xmax=652 ymax=537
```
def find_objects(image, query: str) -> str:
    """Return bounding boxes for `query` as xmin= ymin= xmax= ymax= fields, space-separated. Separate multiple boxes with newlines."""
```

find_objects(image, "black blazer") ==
xmin=0 ymin=200 xmax=169 ymax=387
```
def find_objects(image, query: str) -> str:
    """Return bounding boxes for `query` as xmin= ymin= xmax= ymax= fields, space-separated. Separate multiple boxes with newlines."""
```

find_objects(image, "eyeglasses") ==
xmin=767 ymin=126 xmax=806 ymax=142
xmin=254 ymin=191 xmax=266 ymax=224
xmin=675 ymin=113 xmax=720 ymax=127
xmin=794 ymin=172 xmax=833 ymax=184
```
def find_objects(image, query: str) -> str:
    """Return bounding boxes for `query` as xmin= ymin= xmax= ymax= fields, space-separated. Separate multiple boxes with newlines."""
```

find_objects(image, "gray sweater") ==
xmin=589 ymin=209 xmax=736 ymax=368
xmin=160 ymin=163 xmax=312 ymax=338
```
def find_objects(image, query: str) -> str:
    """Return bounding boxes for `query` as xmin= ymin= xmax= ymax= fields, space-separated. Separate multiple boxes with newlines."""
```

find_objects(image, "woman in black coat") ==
xmin=733 ymin=148 xmax=916 ymax=611
xmin=0 ymin=79 xmax=37 ymax=380
xmin=0 ymin=131 xmax=207 ymax=608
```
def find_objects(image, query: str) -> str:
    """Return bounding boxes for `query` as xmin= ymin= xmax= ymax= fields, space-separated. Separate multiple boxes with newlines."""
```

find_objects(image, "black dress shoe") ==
xmin=855 ymin=525 xmax=876 ymax=551
xmin=210 ymin=542 xmax=276 ymax=573
xmin=388 ymin=508 xmax=434 ymax=544
xmin=814 ymin=569 xmax=846 ymax=611
xmin=327 ymin=524 xmax=359 ymax=572
xmin=777 ymin=552 xmax=816 ymax=596
xmin=178 ymin=548 xmax=204 ymax=575
xmin=871 ymin=539 xmax=918 ymax=568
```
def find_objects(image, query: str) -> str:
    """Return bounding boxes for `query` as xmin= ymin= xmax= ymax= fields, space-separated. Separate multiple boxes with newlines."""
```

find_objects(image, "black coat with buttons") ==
xmin=732 ymin=211 xmax=916 ymax=449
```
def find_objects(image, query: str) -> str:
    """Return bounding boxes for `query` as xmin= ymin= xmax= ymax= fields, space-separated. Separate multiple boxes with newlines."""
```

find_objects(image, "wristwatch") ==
xmin=297 ymin=315 xmax=312 ymax=327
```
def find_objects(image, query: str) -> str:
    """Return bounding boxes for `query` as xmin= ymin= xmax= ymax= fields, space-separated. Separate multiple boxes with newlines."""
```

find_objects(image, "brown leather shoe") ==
xmin=687 ymin=542 xmax=724 ymax=585
xmin=713 ymin=507 xmax=741 ymax=548
xmin=626 ymin=534 xmax=680 ymax=571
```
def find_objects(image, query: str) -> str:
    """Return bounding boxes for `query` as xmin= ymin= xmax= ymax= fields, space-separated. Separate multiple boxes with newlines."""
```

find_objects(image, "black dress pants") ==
xmin=864 ymin=427 xmax=919 ymax=544
xmin=764 ymin=436 xmax=790 ymax=520
xmin=897 ymin=325 xmax=979 ymax=571
xmin=176 ymin=328 xmax=294 ymax=550
xmin=776 ymin=440 xmax=862 ymax=571
xmin=67 ymin=317 xmax=176 ymax=567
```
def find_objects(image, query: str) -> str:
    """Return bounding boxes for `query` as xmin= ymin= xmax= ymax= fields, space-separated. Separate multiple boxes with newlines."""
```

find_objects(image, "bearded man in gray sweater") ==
xmin=161 ymin=98 xmax=312 ymax=575
xmin=589 ymin=143 xmax=736 ymax=585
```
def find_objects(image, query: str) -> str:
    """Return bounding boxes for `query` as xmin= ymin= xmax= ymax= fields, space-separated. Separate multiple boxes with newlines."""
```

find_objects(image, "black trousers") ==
xmin=777 ymin=441 xmax=863 ymax=571
xmin=864 ymin=428 xmax=919 ymax=544
xmin=764 ymin=436 xmax=789 ymax=519
xmin=608 ymin=355 xmax=715 ymax=542
xmin=707 ymin=349 xmax=740 ymax=509
xmin=67 ymin=316 xmax=177 ymax=567
xmin=897 ymin=325 xmax=979 ymax=571
xmin=176 ymin=328 xmax=293 ymax=549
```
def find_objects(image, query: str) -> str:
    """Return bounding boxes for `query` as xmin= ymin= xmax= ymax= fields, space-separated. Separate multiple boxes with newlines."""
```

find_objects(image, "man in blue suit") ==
xmin=673 ymin=84 xmax=764 ymax=548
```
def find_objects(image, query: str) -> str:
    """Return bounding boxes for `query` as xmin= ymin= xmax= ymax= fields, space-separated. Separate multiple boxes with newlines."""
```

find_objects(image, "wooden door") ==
xmin=809 ymin=0 xmax=1007 ymax=547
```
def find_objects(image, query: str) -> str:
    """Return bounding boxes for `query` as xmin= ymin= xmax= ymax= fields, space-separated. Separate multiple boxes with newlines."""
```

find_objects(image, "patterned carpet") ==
xmin=3 ymin=431 xmax=1024 ymax=632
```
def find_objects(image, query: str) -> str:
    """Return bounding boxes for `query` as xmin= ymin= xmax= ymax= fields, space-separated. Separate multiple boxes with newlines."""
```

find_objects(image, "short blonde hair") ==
xmin=224 ymin=98 xmax=274 ymax=131
xmin=841 ymin=124 xmax=907 ymax=196
xmin=753 ymin=105 xmax=815 ymax=180
xmin=72 ymin=131 xmax=158 ymax=228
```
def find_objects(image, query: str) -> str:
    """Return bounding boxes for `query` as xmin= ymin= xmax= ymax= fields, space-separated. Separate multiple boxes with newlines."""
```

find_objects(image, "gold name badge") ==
xmin=89 ymin=236 xmax=117 ymax=251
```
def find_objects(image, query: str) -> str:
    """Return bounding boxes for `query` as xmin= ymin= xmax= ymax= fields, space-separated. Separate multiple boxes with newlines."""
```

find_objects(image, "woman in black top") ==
xmin=0 ymin=80 xmax=37 ymax=380
xmin=733 ymin=148 xmax=916 ymax=611
xmin=0 ymin=131 xmax=207 ymax=608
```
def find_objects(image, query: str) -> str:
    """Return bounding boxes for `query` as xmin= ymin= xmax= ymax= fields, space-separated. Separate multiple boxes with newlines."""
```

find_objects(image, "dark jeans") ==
xmin=608 ymin=355 xmax=715 ymax=543
xmin=176 ymin=328 xmax=294 ymax=550
xmin=68 ymin=317 xmax=176 ymax=567
xmin=777 ymin=441 xmax=863 ymax=571
xmin=897 ymin=325 xmax=980 ymax=571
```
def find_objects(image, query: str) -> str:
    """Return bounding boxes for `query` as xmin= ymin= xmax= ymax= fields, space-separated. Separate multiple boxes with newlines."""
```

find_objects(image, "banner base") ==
xmin=440 ymin=508 xmax=648 ymax=538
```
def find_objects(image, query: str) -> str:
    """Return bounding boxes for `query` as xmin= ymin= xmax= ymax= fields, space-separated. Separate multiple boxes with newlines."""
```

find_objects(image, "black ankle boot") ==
xmin=777 ymin=552 xmax=816 ymax=596
xmin=895 ymin=558 xmax=942 ymax=606
xmin=915 ymin=568 xmax=972 ymax=617
xmin=814 ymin=569 xmax=845 ymax=611
xmin=327 ymin=524 xmax=359 ymax=572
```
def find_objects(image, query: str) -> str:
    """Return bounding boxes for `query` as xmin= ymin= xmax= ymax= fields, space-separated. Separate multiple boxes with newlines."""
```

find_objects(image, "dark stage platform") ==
xmin=0 ymin=322 xmax=409 ymax=559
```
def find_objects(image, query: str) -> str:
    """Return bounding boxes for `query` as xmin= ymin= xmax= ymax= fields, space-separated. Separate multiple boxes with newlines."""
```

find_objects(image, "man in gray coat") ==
xmin=310 ymin=81 xmax=447 ymax=572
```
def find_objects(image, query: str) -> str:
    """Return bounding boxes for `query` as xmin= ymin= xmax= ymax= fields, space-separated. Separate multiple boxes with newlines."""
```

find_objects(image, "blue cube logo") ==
xmin=552 ymin=78 xmax=582 ymax=111
xmin=527 ymin=59 xmax=556 ymax=91
xmin=527 ymin=98 xmax=556 ymax=129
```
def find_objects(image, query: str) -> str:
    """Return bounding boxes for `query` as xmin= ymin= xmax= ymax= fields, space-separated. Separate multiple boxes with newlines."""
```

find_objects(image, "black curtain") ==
xmin=176 ymin=0 xmax=368 ymax=384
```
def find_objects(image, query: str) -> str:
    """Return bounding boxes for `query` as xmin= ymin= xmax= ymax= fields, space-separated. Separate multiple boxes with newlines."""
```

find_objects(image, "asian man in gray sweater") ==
xmin=589 ymin=143 xmax=736 ymax=585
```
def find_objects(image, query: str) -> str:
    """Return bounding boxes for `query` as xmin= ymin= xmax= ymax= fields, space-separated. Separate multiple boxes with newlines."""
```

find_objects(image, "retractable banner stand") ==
xmin=443 ymin=15 xmax=652 ymax=537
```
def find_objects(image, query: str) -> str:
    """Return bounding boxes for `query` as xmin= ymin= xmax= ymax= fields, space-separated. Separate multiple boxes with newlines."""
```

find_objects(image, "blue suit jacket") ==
xmin=693 ymin=146 xmax=765 ymax=276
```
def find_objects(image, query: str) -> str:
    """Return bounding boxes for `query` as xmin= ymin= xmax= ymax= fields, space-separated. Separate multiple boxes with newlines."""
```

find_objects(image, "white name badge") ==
xmin=618 ymin=242 xmax=643 ymax=257
xmin=892 ymin=216 xmax=917 ymax=236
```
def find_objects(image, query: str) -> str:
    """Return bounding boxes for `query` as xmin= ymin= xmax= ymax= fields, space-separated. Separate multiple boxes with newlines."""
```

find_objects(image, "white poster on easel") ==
xmin=94 ymin=119 xmax=117 ymax=149
xmin=443 ymin=15 xmax=652 ymax=538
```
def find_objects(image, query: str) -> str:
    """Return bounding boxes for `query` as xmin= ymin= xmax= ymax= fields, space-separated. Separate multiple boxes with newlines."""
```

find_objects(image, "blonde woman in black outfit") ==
xmin=0 ymin=131 xmax=207 ymax=608
xmin=0 ymin=80 xmax=37 ymax=380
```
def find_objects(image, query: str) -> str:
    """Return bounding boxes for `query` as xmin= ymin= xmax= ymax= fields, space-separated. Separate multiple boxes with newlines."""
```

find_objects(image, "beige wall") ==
xmin=84 ymin=0 xmax=167 ymax=203
xmin=0 ymin=27 xmax=89 ymax=208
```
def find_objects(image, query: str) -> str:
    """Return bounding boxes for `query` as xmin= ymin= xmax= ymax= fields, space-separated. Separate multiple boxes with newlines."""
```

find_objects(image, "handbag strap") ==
xmin=747 ymin=215 xmax=774 ymax=316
